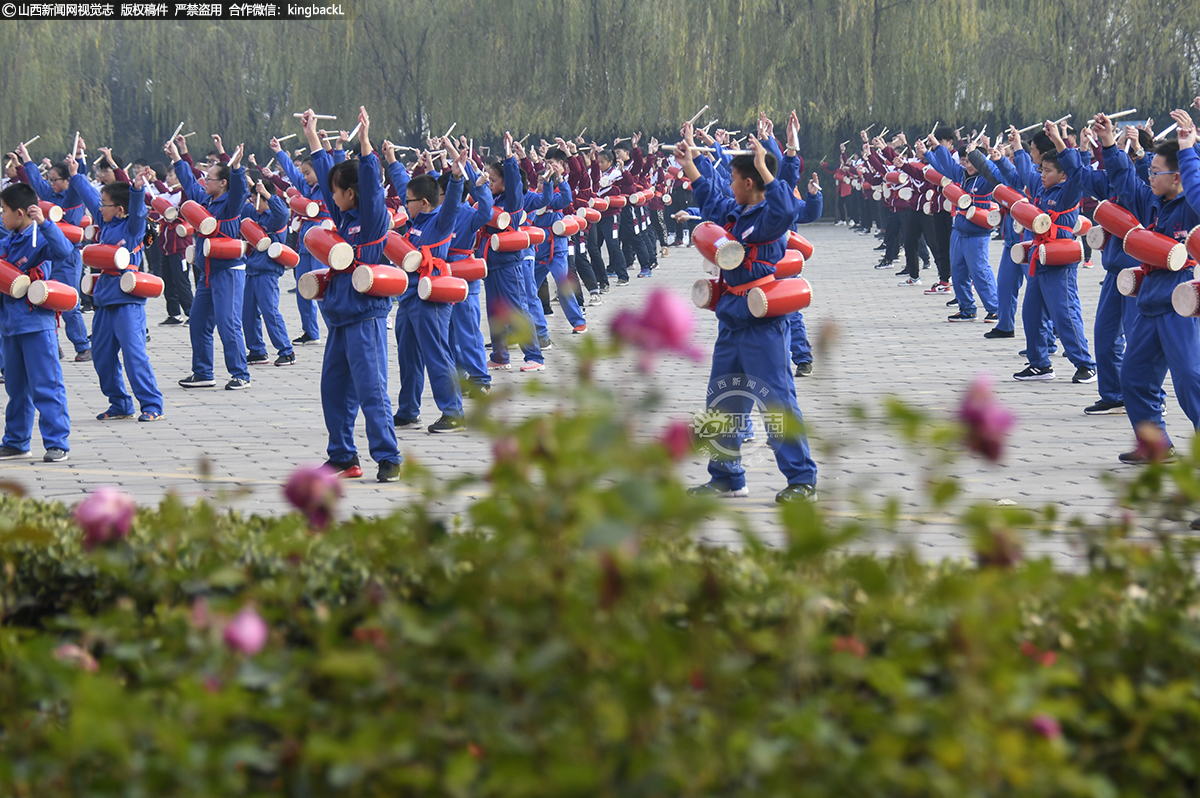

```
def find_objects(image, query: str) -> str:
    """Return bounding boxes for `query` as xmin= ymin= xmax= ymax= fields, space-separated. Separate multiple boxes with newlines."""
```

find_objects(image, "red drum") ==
xmin=240 ymin=218 xmax=271 ymax=252
xmin=941 ymin=183 xmax=973 ymax=211
xmin=490 ymin=230 xmax=537 ymax=252
xmin=1010 ymin=241 xmax=1033 ymax=265
xmin=383 ymin=231 xmax=422 ymax=272
xmin=1124 ymin=228 xmax=1187 ymax=271
xmin=1172 ymin=280 xmax=1200 ymax=316
xmin=589 ymin=197 xmax=610 ymax=211
xmin=320 ymin=219 xmax=335 ymax=231
xmin=150 ymin=195 xmax=179 ymax=221
xmin=288 ymin=216 xmax=303 ymax=234
xmin=874 ymin=189 xmax=884 ymax=202
xmin=83 ymin=224 xmax=98 ymax=242
xmin=175 ymin=221 xmax=195 ymax=238
xmin=1073 ymin=216 xmax=1092 ymax=237
xmin=288 ymin=194 xmax=319 ymax=218
xmin=884 ymin=171 xmax=908 ymax=186
xmin=607 ymin=195 xmax=627 ymax=209
xmin=1038 ymin=239 xmax=1084 ymax=266
xmin=37 ymin=201 xmax=63 ymax=223
xmin=693 ymin=222 xmax=745 ymax=271
xmin=119 ymin=271 xmax=165 ymax=298
xmin=941 ymin=198 xmax=953 ymax=213
xmin=26 ymin=279 xmax=78 ymax=312
xmin=1186 ymin=224 xmax=1200 ymax=263
xmin=298 ymin=268 xmax=332 ymax=300
xmin=747 ymin=277 xmax=812 ymax=318
xmin=80 ymin=272 xmax=94 ymax=296
xmin=966 ymin=206 xmax=1000 ymax=229
xmin=1093 ymin=199 xmax=1142 ymax=239
xmin=285 ymin=186 xmax=301 ymax=199
xmin=79 ymin=213 xmax=93 ymax=229
xmin=773 ymin=250 xmax=804 ymax=279
xmin=579 ymin=207 xmax=601 ymax=224
xmin=418 ymin=274 xmax=468 ymax=303
xmin=662 ymin=194 xmax=673 ymax=206
xmin=203 ymin=237 xmax=247 ymax=260
xmin=1009 ymin=200 xmax=1051 ymax=235
xmin=449 ymin=257 xmax=487 ymax=282
xmin=82 ymin=243 xmax=130 ymax=272
xmin=692 ymin=278 xmax=724 ymax=311
xmin=922 ymin=202 xmax=934 ymax=215
xmin=1117 ymin=266 xmax=1146 ymax=297
xmin=922 ymin=165 xmax=951 ymax=187
xmin=992 ymin=184 xmax=1026 ymax=210
xmin=897 ymin=187 xmax=914 ymax=202
xmin=521 ymin=226 xmax=547 ymax=245
xmin=56 ymin=223 xmax=84 ymax=245
xmin=925 ymin=189 xmax=935 ymax=201
xmin=304 ymin=227 xmax=354 ymax=271
xmin=352 ymin=264 xmax=409 ymax=297
xmin=488 ymin=207 xmax=511 ymax=230
xmin=390 ymin=207 xmax=409 ymax=229
xmin=1086 ymin=225 xmax=1109 ymax=251
xmin=786 ymin=231 xmax=814 ymax=259
xmin=179 ymin=200 xmax=217 ymax=236
xmin=268 ymin=242 xmax=300 ymax=268
xmin=184 ymin=244 xmax=195 ymax=264
xmin=553 ymin=215 xmax=581 ymax=237
xmin=0 ymin=259 xmax=31 ymax=298
xmin=572 ymin=214 xmax=590 ymax=233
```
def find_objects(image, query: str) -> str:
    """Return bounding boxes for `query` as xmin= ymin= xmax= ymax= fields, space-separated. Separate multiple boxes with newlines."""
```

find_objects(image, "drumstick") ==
xmin=443 ymin=122 xmax=457 ymax=138
xmin=168 ymin=122 xmax=185 ymax=143
xmin=517 ymin=134 xmax=530 ymax=145
xmin=22 ymin=135 xmax=39 ymax=148
xmin=293 ymin=112 xmax=337 ymax=120
xmin=1053 ymin=114 xmax=1072 ymax=125
xmin=70 ymin=131 xmax=79 ymax=158
xmin=1106 ymin=108 xmax=1138 ymax=121
xmin=276 ymin=133 xmax=297 ymax=143
xmin=182 ymin=132 xmax=197 ymax=138
xmin=347 ymin=121 xmax=362 ymax=140
xmin=863 ymin=124 xmax=875 ymax=133
xmin=577 ymin=127 xmax=587 ymax=138
xmin=700 ymin=120 xmax=718 ymax=133
xmin=686 ymin=105 xmax=710 ymax=126
xmin=929 ymin=121 xmax=940 ymax=136
xmin=1016 ymin=122 xmax=1041 ymax=134
xmin=1155 ymin=122 xmax=1179 ymax=141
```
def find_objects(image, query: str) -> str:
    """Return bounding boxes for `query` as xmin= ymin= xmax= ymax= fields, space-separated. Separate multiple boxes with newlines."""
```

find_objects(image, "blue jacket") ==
xmin=311 ymin=149 xmax=392 ymax=327
xmin=275 ymin=151 xmax=334 ymax=256
xmin=402 ymin=172 xmax=464 ymax=299
xmin=23 ymin=159 xmax=87 ymax=275
xmin=525 ymin=178 xmax=573 ymax=263
xmin=1058 ymin=147 xmax=1139 ymax=274
xmin=446 ymin=162 xmax=494 ymax=266
xmin=241 ymin=195 xmax=289 ymax=276
xmin=1111 ymin=143 xmax=1200 ymax=317
xmin=174 ymin=160 xmax=248 ymax=288
xmin=478 ymin=156 xmax=528 ymax=270
xmin=0 ymin=220 xmax=72 ymax=334
xmin=73 ymin=176 xmax=148 ymax=307
xmin=999 ymin=149 xmax=1082 ymax=270
xmin=928 ymin=145 xmax=996 ymax=238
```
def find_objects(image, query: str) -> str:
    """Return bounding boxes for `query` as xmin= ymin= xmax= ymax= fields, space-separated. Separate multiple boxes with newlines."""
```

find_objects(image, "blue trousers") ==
xmin=995 ymin=247 xmax=1024 ymax=332
xmin=449 ymin=281 xmax=490 ymax=388
xmin=787 ymin=312 xmax=812 ymax=366
xmin=2 ymin=329 xmax=69 ymax=452
xmin=190 ymin=268 xmax=250 ymax=382
xmin=1021 ymin=266 xmax=1094 ymax=371
xmin=706 ymin=319 xmax=818 ymax=490
xmin=395 ymin=292 xmax=463 ymax=420
xmin=92 ymin=303 xmax=163 ymax=416
xmin=1094 ymin=271 xmax=1133 ymax=404
xmin=59 ymin=256 xmax=90 ymax=353
xmin=1120 ymin=311 xmax=1200 ymax=447
xmin=484 ymin=264 xmax=543 ymax=365
xmin=294 ymin=252 xmax=323 ymax=340
xmin=535 ymin=249 xmax=586 ymax=333
xmin=322 ymin=317 xmax=399 ymax=465
xmin=244 ymin=272 xmax=294 ymax=358
xmin=520 ymin=256 xmax=550 ymax=346
xmin=950 ymin=233 xmax=998 ymax=316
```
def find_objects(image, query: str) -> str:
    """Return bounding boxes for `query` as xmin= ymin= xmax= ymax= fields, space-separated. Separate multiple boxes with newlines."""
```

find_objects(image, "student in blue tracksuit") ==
xmin=240 ymin=177 xmax=294 ymax=367
xmin=999 ymin=123 xmax=1096 ymax=383
xmin=675 ymin=130 xmax=818 ymax=503
xmin=787 ymin=171 xmax=823 ymax=376
xmin=527 ymin=151 xmax=587 ymax=342
xmin=482 ymin=134 xmax=545 ymax=372
xmin=1096 ymin=111 xmax=1200 ymax=462
xmin=301 ymin=107 xmax=401 ymax=482
xmin=17 ymin=141 xmax=91 ymax=360
xmin=270 ymin=139 xmax=331 ymax=345
xmin=71 ymin=164 xmax=164 ymax=422
xmin=925 ymin=140 xmax=1000 ymax=322
xmin=433 ymin=155 xmax=494 ymax=397
xmin=389 ymin=142 xmax=466 ymax=433
xmin=0 ymin=184 xmax=73 ymax=461
xmin=167 ymin=136 xmax=251 ymax=391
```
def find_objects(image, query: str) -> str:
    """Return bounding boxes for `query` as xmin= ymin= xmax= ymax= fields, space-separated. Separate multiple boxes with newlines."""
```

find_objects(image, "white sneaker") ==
xmin=898 ymin=277 xmax=921 ymax=286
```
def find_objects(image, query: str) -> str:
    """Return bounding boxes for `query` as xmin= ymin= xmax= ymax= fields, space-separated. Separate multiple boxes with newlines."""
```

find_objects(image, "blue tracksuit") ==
xmin=786 ymin=186 xmax=823 ymax=367
xmin=481 ymin=156 xmax=543 ymax=366
xmin=23 ymin=160 xmax=90 ymax=354
xmin=73 ymin=177 xmax=163 ymax=416
xmin=693 ymin=174 xmax=818 ymax=491
xmin=927 ymin=146 xmax=999 ymax=316
xmin=174 ymin=160 xmax=250 ymax=382
xmin=241 ymin=195 xmax=293 ymax=359
xmin=276 ymin=150 xmax=333 ymax=340
xmin=311 ymin=149 xmax=400 ymax=466
xmin=1108 ymin=143 xmax=1200 ymax=445
xmin=445 ymin=162 xmax=495 ymax=390
xmin=0 ymin=220 xmax=72 ymax=452
xmin=527 ymin=178 xmax=586 ymax=337
xmin=389 ymin=164 xmax=465 ymax=421
xmin=1000 ymin=150 xmax=1094 ymax=371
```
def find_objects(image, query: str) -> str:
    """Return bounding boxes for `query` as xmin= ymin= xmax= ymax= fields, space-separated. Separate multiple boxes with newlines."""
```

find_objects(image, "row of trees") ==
xmin=1 ymin=0 xmax=1198 ymax=168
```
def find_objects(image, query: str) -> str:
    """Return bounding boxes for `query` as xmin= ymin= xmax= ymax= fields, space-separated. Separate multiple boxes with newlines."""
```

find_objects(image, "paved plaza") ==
xmin=3 ymin=224 xmax=1180 ymax=563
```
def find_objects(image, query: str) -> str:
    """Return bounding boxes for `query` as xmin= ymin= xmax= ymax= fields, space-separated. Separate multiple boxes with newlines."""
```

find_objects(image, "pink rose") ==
xmin=74 ymin=488 xmax=137 ymax=550
xmin=283 ymin=464 xmax=342 ymax=530
xmin=659 ymin=420 xmax=694 ymax=461
xmin=958 ymin=375 xmax=1016 ymax=463
xmin=611 ymin=289 xmax=704 ymax=368
xmin=223 ymin=606 xmax=269 ymax=656
xmin=54 ymin=643 xmax=99 ymax=672
xmin=1030 ymin=713 xmax=1061 ymax=739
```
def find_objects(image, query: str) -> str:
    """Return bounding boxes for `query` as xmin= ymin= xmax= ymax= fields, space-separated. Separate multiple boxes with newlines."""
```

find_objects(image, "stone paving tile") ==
xmin=0 ymin=224 xmax=1182 ymax=563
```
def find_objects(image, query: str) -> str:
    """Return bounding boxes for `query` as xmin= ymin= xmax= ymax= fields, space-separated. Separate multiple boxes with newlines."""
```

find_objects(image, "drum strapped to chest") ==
xmin=37 ymin=201 xmax=63 ymax=223
xmin=179 ymin=200 xmax=218 ymax=236
xmin=922 ymin=165 xmax=951 ymax=188
xmin=1010 ymin=241 xmax=1033 ymax=264
xmin=1038 ymin=238 xmax=1084 ymax=266
xmin=303 ymin=227 xmax=354 ymax=271
xmin=965 ymin=206 xmax=1001 ymax=229
xmin=352 ymin=264 xmax=409 ymax=297
xmin=288 ymin=194 xmax=319 ymax=218
xmin=150 ymin=195 xmax=179 ymax=222
xmin=553 ymin=215 xmax=582 ymax=237
xmin=490 ymin=229 xmax=541 ymax=252
xmin=449 ymin=257 xmax=487 ymax=282
xmin=589 ymin=197 xmax=610 ymax=211
xmin=389 ymin=207 xmax=409 ymax=230
xmin=1008 ymin=200 xmax=1051 ymax=235
xmin=80 ymin=272 xmax=95 ymax=296
xmin=26 ymin=279 xmax=78 ymax=312
xmin=82 ymin=243 xmax=131 ymax=272
xmin=1073 ymin=216 xmax=1092 ymax=237
xmin=1093 ymin=200 xmax=1142 ymax=240
xmin=579 ymin=207 xmax=601 ymax=224
xmin=884 ymin=171 xmax=908 ymax=186
xmin=203 ymin=237 xmax=247 ymax=260
xmin=120 ymin=270 xmax=165 ymax=298
xmin=297 ymin=267 xmax=332 ymax=300
xmin=692 ymin=278 xmax=724 ymax=311
xmin=992 ymin=184 xmax=1026 ymax=210
xmin=418 ymin=274 xmax=469 ymax=303
xmin=175 ymin=221 xmax=195 ymax=238
xmin=941 ymin=183 xmax=973 ymax=210
xmin=1117 ymin=266 xmax=1146 ymax=297
xmin=1171 ymin=280 xmax=1200 ymax=317
xmin=1123 ymin=228 xmax=1187 ymax=272
xmin=1186 ymin=224 xmax=1200 ymax=263
xmin=747 ymin=276 xmax=812 ymax=318
xmin=692 ymin=222 xmax=745 ymax=271
xmin=488 ymin=207 xmax=511 ymax=230
xmin=785 ymin=231 xmax=814 ymax=260
xmin=0 ymin=259 xmax=31 ymax=298
xmin=607 ymin=195 xmax=627 ymax=209
xmin=240 ymin=218 xmax=271 ymax=252
xmin=56 ymin=222 xmax=85 ymax=245
xmin=268 ymin=242 xmax=300 ymax=268
xmin=384 ymin=230 xmax=423 ymax=272
xmin=773 ymin=250 xmax=805 ymax=279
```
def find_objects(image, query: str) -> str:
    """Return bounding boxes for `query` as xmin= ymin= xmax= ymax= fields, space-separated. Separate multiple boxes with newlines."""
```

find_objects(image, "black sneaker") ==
xmin=428 ymin=414 xmax=466 ymax=433
xmin=43 ymin=448 xmax=68 ymax=463
xmin=74 ymin=349 xmax=92 ymax=362
xmin=394 ymin=413 xmax=422 ymax=429
xmin=541 ymin=339 xmax=555 ymax=351
xmin=159 ymin=316 xmax=184 ymax=326
xmin=1072 ymin=367 xmax=1098 ymax=384
xmin=983 ymin=328 xmax=1015 ymax=339
xmin=1084 ymin=399 xmax=1125 ymax=415
xmin=1013 ymin=365 xmax=1055 ymax=381
xmin=324 ymin=455 xmax=363 ymax=479
xmin=275 ymin=353 xmax=296 ymax=366
xmin=984 ymin=313 xmax=999 ymax=323
xmin=946 ymin=298 xmax=958 ymax=307
xmin=795 ymin=362 xmax=813 ymax=377
xmin=58 ymin=345 xmax=64 ymax=360
xmin=874 ymin=259 xmax=893 ymax=269
xmin=776 ymin=483 xmax=818 ymax=503
xmin=687 ymin=481 xmax=749 ymax=498
xmin=616 ymin=279 xmax=630 ymax=287
xmin=179 ymin=374 xmax=216 ymax=388
xmin=292 ymin=332 xmax=317 ymax=345
xmin=1119 ymin=447 xmax=1177 ymax=465
xmin=0 ymin=446 xmax=30 ymax=459
xmin=224 ymin=378 xmax=251 ymax=390
xmin=376 ymin=460 xmax=401 ymax=482
xmin=247 ymin=355 xmax=270 ymax=366
xmin=947 ymin=312 xmax=977 ymax=322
